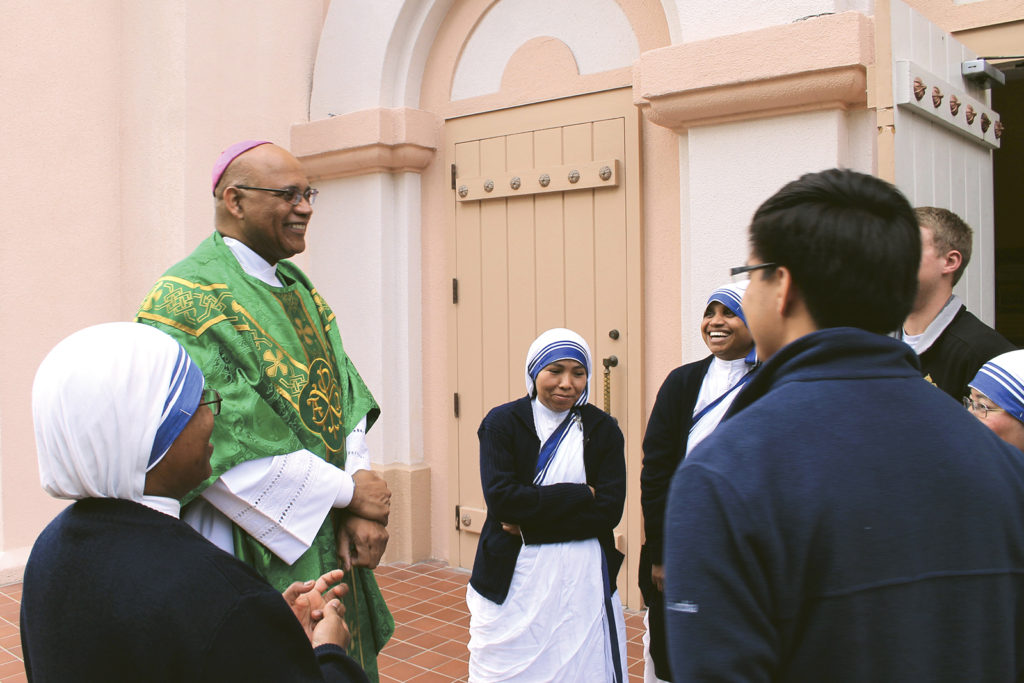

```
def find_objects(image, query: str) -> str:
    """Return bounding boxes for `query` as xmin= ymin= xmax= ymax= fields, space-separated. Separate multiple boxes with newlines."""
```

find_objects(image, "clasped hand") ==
xmin=337 ymin=469 xmax=391 ymax=569
xmin=282 ymin=569 xmax=352 ymax=649
xmin=337 ymin=514 xmax=389 ymax=570
xmin=349 ymin=469 xmax=391 ymax=525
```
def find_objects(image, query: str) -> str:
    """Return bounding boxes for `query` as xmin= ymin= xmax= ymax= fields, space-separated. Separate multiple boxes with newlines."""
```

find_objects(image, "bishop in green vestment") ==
xmin=136 ymin=142 xmax=393 ymax=681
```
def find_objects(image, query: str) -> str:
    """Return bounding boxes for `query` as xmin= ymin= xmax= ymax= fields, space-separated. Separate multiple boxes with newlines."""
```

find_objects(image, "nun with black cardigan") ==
xmin=639 ymin=281 xmax=757 ymax=682
xmin=466 ymin=328 xmax=627 ymax=682
xmin=22 ymin=322 xmax=368 ymax=683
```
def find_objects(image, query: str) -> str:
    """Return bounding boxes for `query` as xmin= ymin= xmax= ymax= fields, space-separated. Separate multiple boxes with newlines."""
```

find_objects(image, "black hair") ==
xmin=749 ymin=168 xmax=920 ymax=334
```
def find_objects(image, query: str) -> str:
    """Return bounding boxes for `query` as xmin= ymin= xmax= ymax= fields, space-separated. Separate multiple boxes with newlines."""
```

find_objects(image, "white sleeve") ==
xmin=198 ymin=450 xmax=353 ymax=565
xmin=345 ymin=415 xmax=372 ymax=474
xmin=181 ymin=497 xmax=237 ymax=557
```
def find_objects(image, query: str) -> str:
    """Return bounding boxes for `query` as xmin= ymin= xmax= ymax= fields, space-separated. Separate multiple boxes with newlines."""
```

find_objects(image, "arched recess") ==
xmin=310 ymin=0 xmax=456 ymax=115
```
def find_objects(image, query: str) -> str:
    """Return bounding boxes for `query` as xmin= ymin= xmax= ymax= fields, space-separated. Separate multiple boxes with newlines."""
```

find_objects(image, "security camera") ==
xmin=962 ymin=59 xmax=1005 ymax=88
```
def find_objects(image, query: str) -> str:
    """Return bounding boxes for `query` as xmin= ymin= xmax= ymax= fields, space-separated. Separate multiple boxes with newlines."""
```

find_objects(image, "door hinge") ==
xmin=455 ymin=504 xmax=462 ymax=530
xmin=451 ymin=163 xmax=457 ymax=190
xmin=452 ymin=278 xmax=459 ymax=304
xmin=454 ymin=392 xmax=460 ymax=418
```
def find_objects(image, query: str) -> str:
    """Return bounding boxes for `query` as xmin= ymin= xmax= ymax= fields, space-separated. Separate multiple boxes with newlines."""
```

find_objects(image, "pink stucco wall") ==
xmin=0 ymin=1 xmax=328 ymax=577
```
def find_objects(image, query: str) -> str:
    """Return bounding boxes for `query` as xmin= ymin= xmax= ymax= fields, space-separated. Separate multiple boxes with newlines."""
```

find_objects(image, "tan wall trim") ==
xmin=955 ymin=20 xmax=1024 ymax=58
xmin=906 ymin=0 xmax=1023 ymax=33
xmin=378 ymin=462 xmax=433 ymax=565
xmin=290 ymin=107 xmax=442 ymax=180
xmin=634 ymin=11 xmax=874 ymax=131
xmin=874 ymin=0 xmax=897 ymax=183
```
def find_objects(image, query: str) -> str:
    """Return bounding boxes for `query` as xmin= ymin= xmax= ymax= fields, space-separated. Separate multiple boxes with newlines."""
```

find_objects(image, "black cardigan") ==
xmin=918 ymin=305 xmax=1016 ymax=401
xmin=640 ymin=355 xmax=714 ymax=564
xmin=469 ymin=397 xmax=626 ymax=604
xmin=21 ymin=498 xmax=368 ymax=683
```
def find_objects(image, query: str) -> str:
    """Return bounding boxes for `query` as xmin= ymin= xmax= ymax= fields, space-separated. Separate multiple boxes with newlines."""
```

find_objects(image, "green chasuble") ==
xmin=137 ymin=232 xmax=393 ymax=681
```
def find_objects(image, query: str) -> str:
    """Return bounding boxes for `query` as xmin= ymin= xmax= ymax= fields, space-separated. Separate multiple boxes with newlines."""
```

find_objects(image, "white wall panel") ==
xmin=891 ymin=0 xmax=996 ymax=322
xmin=682 ymin=109 xmax=872 ymax=361
xmin=307 ymin=173 xmax=423 ymax=465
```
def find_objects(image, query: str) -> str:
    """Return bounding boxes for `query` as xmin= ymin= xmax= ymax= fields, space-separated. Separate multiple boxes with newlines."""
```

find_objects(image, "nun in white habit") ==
xmin=966 ymin=349 xmax=1024 ymax=452
xmin=639 ymin=281 xmax=757 ymax=682
xmin=466 ymin=328 xmax=628 ymax=682
xmin=22 ymin=322 xmax=368 ymax=683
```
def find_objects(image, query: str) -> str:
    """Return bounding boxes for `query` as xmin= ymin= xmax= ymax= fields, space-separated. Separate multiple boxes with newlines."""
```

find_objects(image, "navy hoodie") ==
xmin=664 ymin=327 xmax=1024 ymax=682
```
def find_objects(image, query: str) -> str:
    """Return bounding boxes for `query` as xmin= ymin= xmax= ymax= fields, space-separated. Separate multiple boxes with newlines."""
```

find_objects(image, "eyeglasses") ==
xmin=963 ymin=396 xmax=1004 ymax=419
xmin=730 ymin=262 xmax=778 ymax=280
xmin=198 ymin=387 xmax=222 ymax=416
xmin=233 ymin=185 xmax=318 ymax=206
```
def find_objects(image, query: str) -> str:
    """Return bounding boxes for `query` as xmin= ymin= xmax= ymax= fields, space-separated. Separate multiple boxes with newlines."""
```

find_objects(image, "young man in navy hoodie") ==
xmin=663 ymin=169 xmax=1024 ymax=682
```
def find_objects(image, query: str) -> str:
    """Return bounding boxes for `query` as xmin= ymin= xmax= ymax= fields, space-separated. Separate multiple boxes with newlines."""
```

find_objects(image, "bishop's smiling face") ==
xmin=701 ymin=301 xmax=754 ymax=361
xmin=227 ymin=145 xmax=313 ymax=265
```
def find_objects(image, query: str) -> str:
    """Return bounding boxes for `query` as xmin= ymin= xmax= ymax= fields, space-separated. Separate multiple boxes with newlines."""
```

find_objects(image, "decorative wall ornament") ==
xmin=539 ymin=174 xmax=551 ymax=187
xmin=599 ymin=166 xmax=612 ymax=181
xmin=895 ymin=61 xmax=1001 ymax=150
xmin=994 ymin=120 xmax=1004 ymax=140
xmin=568 ymin=170 xmax=580 ymax=184
xmin=483 ymin=179 xmax=494 ymax=192
xmin=913 ymin=77 xmax=926 ymax=101
xmin=458 ymin=185 xmax=469 ymax=198
xmin=510 ymin=177 xmax=521 ymax=190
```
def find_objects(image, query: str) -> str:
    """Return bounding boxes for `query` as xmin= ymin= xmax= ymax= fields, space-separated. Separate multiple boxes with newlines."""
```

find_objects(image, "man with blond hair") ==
xmin=896 ymin=206 xmax=1014 ymax=400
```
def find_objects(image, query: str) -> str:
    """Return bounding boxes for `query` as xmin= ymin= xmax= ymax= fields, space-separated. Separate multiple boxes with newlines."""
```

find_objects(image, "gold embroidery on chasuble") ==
xmin=138 ymin=276 xmax=347 ymax=462
xmin=138 ymin=276 xmax=231 ymax=336
xmin=274 ymin=288 xmax=347 ymax=460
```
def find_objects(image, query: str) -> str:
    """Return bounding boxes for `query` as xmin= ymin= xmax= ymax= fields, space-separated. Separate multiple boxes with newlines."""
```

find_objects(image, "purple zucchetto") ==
xmin=211 ymin=140 xmax=271 ymax=195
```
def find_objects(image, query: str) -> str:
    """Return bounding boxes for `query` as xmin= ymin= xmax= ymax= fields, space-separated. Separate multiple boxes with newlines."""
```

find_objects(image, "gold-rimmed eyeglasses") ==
xmin=963 ymin=395 xmax=1003 ymax=419
xmin=233 ymin=185 xmax=318 ymax=206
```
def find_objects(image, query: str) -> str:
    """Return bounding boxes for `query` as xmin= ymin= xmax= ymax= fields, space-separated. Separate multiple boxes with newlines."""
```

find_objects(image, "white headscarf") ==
xmin=32 ymin=322 xmax=204 ymax=502
xmin=524 ymin=328 xmax=593 ymax=407
xmin=970 ymin=349 xmax=1024 ymax=423
xmin=705 ymin=280 xmax=756 ymax=363
xmin=706 ymin=281 xmax=749 ymax=327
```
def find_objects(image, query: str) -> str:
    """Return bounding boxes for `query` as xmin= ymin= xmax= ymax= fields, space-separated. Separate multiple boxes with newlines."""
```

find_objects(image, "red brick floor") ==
xmin=0 ymin=583 xmax=25 ymax=683
xmin=376 ymin=560 xmax=646 ymax=682
xmin=1 ymin=561 xmax=647 ymax=682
